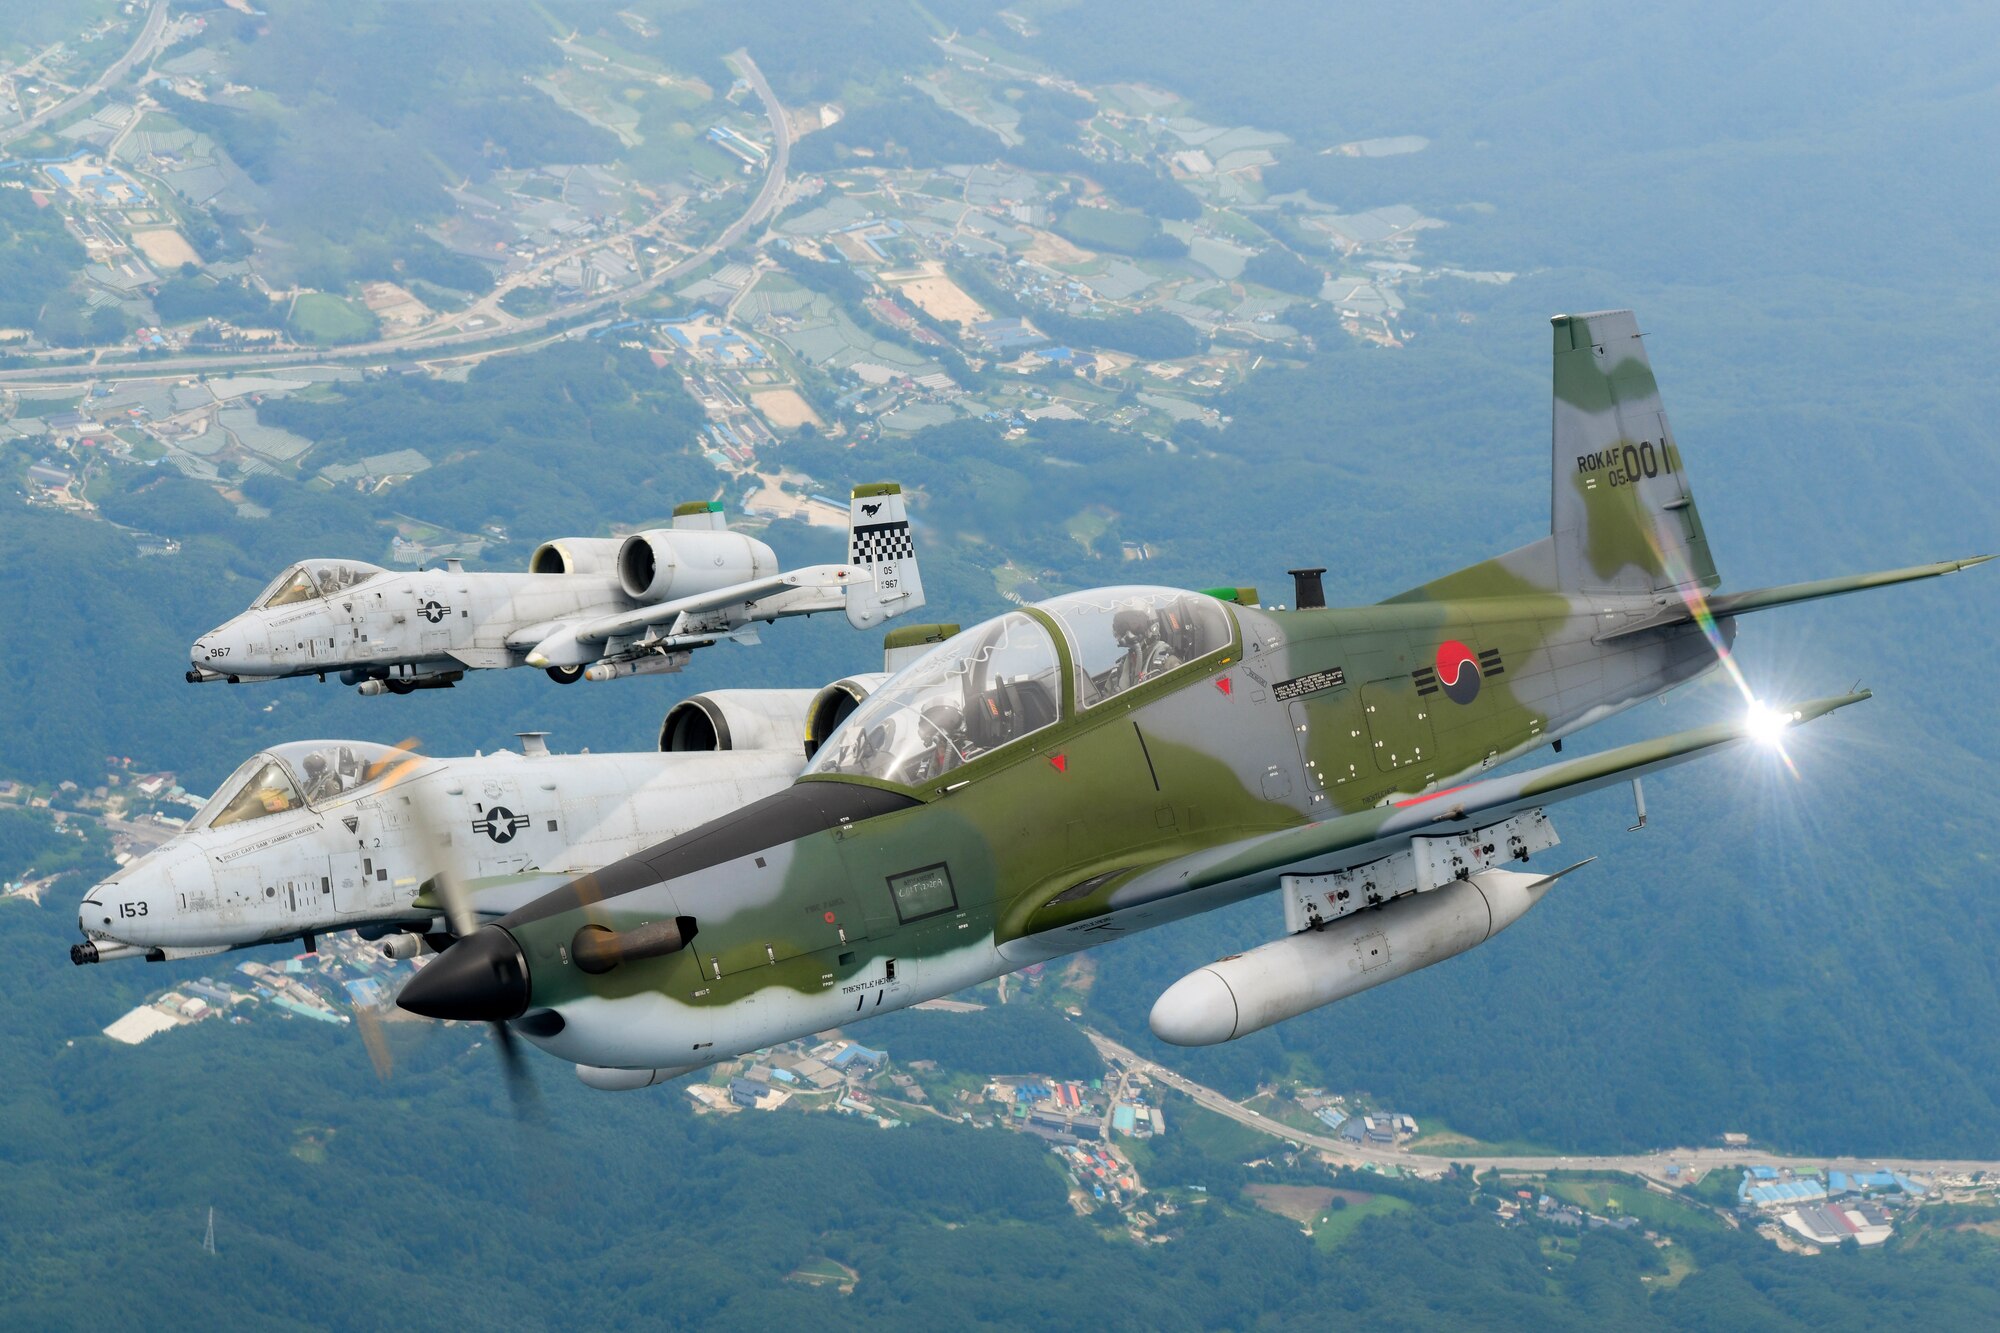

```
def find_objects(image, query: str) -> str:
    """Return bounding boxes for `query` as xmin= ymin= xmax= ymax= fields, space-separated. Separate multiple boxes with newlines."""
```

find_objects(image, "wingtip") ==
xmin=1791 ymin=690 xmax=1873 ymax=726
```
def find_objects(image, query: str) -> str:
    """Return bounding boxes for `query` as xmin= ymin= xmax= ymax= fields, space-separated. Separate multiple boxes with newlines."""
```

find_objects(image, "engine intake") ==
xmin=529 ymin=537 xmax=624 ymax=576
xmin=617 ymin=528 xmax=776 ymax=603
xmin=804 ymin=674 xmax=890 ymax=759
xmin=659 ymin=689 xmax=819 ymax=752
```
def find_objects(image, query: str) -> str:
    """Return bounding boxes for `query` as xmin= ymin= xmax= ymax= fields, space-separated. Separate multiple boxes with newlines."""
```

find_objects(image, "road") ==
xmin=0 ymin=48 xmax=793 ymax=386
xmin=1 ymin=798 xmax=179 ymax=854
xmin=1081 ymin=1027 xmax=2000 ymax=1183
xmin=0 ymin=1 xmax=171 ymax=148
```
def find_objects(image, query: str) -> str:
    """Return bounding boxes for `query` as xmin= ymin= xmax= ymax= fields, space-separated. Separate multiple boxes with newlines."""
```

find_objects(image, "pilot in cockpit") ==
xmin=1103 ymin=606 xmax=1183 ymax=697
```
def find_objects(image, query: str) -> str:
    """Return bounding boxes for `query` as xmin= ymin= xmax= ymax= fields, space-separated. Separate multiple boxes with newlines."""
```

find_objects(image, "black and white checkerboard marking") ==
xmin=851 ymin=520 xmax=915 ymax=565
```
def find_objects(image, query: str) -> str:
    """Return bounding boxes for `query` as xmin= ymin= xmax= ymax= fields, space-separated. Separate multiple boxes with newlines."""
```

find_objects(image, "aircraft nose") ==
xmin=398 ymin=927 xmax=531 ymax=1022
xmin=191 ymin=618 xmax=263 ymax=673
xmin=79 ymin=881 xmax=132 ymax=938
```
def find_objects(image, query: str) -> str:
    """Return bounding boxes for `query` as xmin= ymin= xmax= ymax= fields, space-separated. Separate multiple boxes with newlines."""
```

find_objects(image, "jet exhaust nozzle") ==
xmin=396 ymin=926 xmax=531 ymax=1022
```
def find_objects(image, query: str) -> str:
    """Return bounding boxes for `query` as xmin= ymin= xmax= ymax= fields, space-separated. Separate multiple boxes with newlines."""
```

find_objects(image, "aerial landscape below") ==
xmin=3 ymin=1 xmax=1998 ymax=1328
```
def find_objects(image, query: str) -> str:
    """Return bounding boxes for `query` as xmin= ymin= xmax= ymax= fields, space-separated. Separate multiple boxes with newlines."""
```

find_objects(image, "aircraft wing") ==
xmin=568 ymin=564 xmax=865 ymax=644
xmin=414 ymin=870 xmax=581 ymax=928
xmin=1014 ymin=691 xmax=1869 ymax=940
xmin=520 ymin=565 xmax=865 ymax=667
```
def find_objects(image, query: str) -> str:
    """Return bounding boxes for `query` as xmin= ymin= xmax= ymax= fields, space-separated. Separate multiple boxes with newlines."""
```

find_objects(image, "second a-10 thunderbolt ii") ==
xmin=187 ymin=485 xmax=923 ymax=693
xmin=73 ymin=629 xmax=948 ymax=967
xmin=395 ymin=309 xmax=1989 ymax=1091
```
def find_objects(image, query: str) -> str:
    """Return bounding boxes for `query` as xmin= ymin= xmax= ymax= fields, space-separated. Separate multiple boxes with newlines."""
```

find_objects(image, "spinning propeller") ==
xmin=373 ymin=740 xmax=542 ymax=1115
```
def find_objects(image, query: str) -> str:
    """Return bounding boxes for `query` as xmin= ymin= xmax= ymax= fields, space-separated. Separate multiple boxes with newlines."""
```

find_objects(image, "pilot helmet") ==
xmin=921 ymin=703 xmax=966 ymax=740
xmin=1113 ymin=607 xmax=1154 ymax=647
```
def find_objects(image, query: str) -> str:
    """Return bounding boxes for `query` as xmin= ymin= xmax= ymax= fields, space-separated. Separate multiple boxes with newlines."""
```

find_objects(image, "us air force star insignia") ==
xmin=420 ymin=600 xmax=450 ymax=624
xmin=473 ymin=807 xmax=529 ymax=843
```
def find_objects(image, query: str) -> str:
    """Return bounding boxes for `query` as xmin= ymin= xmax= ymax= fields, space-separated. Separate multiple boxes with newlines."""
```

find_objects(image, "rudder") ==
xmin=1552 ymin=310 xmax=1718 ymax=596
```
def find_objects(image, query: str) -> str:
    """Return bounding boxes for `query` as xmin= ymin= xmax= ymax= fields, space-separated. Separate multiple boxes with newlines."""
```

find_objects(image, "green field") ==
xmin=1054 ymin=206 xmax=1158 ymax=254
xmin=1168 ymin=1093 xmax=1270 ymax=1162
xmin=1311 ymin=1194 xmax=1412 ymax=1249
xmin=1544 ymin=1173 xmax=1728 ymax=1236
xmin=1064 ymin=509 xmax=1110 ymax=552
xmin=785 ymin=1255 xmax=857 ymax=1292
xmin=1406 ymin=1120 xmax=1564 ymax=1158
xmin=286 ymin=293 xmax=378 ymax=346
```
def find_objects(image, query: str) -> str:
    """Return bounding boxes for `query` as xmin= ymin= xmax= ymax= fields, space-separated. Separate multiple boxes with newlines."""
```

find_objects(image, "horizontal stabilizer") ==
xmin=1602 ymin=555 xmax=1991 ymax=640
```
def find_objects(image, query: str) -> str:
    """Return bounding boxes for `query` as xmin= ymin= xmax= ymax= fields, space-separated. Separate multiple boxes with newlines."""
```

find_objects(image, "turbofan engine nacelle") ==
xmin=804 ymin=673 xmax=891 ymax=760
xmin=529 ymin=537 xmax=624 ymax=577
xmin=659 ymin=689 xmax=819 ymax=753
xmin=617 ymin=529 xmax=777 ymax=603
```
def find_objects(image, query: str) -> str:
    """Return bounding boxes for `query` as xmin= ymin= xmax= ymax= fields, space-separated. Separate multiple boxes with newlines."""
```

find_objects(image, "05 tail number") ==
xmin=1575 ymin=440 xmax=1666 ymax=488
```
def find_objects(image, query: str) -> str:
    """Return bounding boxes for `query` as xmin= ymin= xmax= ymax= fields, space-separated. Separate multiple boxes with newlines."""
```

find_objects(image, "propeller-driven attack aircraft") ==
xmin=187 ymin=485 xmax=923 ymax=693
xmin=382 ymin=309 xmax=1986 ymax=1091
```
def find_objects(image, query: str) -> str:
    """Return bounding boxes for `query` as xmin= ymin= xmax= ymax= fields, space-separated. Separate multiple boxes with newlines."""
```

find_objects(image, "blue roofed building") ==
xmin=1747 ymin=1178 xmax=1827 ymax=1209
xmin=829 ymin=1043 xmax=886 ymax=1071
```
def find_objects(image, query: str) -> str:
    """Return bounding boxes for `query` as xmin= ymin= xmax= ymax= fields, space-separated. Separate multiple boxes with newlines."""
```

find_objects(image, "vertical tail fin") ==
xmin=671 ymin=500 xmax=729 ymax=532
xmin=1551 ymin=310 xmax=1719 ymax=595
xmin=845 ymin=482 xmax=925 ymax=628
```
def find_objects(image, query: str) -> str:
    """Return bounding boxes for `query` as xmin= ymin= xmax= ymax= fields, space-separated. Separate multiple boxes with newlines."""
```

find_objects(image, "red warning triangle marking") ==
xmin=1215 ymin=677 xmax=1233 ymax=696
xmin=1049 ymin=754 xmax=1067 ymax=773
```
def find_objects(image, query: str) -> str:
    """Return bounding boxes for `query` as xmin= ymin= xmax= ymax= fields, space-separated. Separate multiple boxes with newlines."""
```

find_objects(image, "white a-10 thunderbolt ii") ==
xmin=188 ymin=483 xmax=923 ymax=694
xmin=74 ymin=629 xmax=940 ymax=967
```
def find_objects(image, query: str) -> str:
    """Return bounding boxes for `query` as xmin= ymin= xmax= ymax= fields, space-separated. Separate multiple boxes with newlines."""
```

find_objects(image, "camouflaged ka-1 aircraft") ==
xmin=185 ymin=486 xmax=922 ymax=693
xmin=397 ymin=309 xmax=1990 ymax=1092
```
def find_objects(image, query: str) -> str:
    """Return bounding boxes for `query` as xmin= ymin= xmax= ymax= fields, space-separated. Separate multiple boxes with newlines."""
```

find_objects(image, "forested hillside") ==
xmin=2 ymin=1 xmax=1997 ymax=1324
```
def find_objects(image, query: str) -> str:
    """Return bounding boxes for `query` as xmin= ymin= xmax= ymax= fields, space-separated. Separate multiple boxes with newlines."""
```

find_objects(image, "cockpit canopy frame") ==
xmin=804 ymin=586 xmax=1237 ymax=793
xmin=254 ymin=559 xmax=387 ymax=610
xmin=191 ymin=740 xmax=410 ymax=831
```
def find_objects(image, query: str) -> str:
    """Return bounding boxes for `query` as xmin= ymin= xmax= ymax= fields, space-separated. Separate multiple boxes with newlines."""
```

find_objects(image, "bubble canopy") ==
xmin=255 ymin=560 xmax=385 ymax=609
xmin=1044 ymin=586 xmax=1233 ymax=708
xmin=191 ymin=740 xmax=408 ymax=830
xmin=806 ymin=587 xmax=1235 ymax=788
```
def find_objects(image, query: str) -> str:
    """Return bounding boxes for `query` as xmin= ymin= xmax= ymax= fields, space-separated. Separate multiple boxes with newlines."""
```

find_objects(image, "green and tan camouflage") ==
xmin=397 ymin=311 xmax=1990 ymax=1088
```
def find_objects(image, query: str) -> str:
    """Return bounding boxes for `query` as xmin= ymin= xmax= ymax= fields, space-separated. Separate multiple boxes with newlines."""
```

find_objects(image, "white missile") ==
xmin=1148 ymin=863 xmax=1588 ymax=1046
